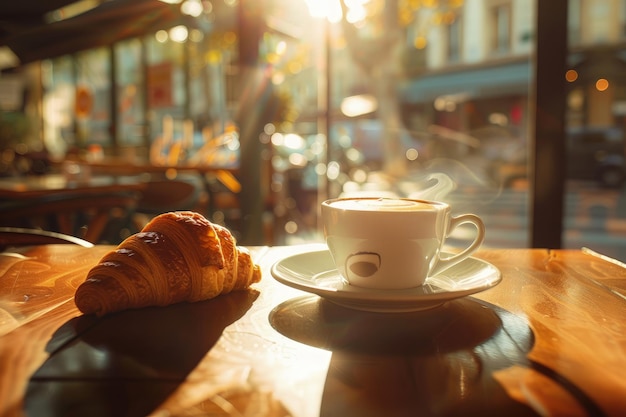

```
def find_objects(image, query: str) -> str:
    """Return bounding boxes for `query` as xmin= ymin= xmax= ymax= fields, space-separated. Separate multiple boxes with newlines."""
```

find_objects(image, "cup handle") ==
xmin=430 ymin=213 xmax=485 ymax=276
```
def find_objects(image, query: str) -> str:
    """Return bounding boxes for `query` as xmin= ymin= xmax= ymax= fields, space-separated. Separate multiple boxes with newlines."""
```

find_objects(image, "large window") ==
xmin=75 ymin=48 xmax=111 ymax=148
xmin=447 ymin=13 xmax=463 ymax=63
xmin=41 ymin=55 xmax=75 ymax=159
xmin=489 ymin=1 xmax=511 ymax=55
xmin=115 ymin=39 xmax=145 ymax=149
xmin=145 ymin=34 xmax=186 ymax=147
xmin=563 ymin=0 xmax=626 ymax=259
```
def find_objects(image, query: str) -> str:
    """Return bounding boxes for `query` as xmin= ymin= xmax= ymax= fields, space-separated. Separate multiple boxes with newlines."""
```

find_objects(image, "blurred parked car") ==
xmin=482 ymin=132 xmax=527 ymax=188
xmin=331 ymin=119 xmax=429 ymax=170
xmin=567 ymin=127 xmax=625 ymax=187
xmin=488 ymin=126 xmax=625 ymax=188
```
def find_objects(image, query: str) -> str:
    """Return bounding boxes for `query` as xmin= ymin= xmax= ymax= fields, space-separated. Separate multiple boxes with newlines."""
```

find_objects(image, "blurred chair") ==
xmin=132 ymin=173 xmax=206 ymax=229
xmin=202 ymin=171 xmax=243 ymax=237
xmin=0 ymin=227 xmax=93 ymax=252
xmin=0 ymin=191 xmax=140 ymax=244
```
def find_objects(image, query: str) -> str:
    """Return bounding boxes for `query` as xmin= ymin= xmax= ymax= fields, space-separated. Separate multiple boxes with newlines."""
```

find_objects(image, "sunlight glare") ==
xmin=327 ymin=161 xmax=341 ymax=180
xmin=169 ymin=25 xmax=188 ymax=43
xmin=346 ymin=5 xmax=367 ymax=23
xmin=284 ymin=133 xmax=305 ymax=150
xmin=181 ymin=0 xmax=204 ymax=17
xmin=155 ymin=30 xmax=168 ymax=43
xmin=304 ymin=0 xmax=343 ymax=22
xmin=596 ymin=78 xmax=609 ymax=91
xmin=406 ymin=148 xmax=419 ymax=161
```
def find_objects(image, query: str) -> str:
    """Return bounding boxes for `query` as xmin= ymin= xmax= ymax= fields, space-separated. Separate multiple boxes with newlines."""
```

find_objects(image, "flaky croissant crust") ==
xmin=75 ymin=211 xmax=261 ymax=316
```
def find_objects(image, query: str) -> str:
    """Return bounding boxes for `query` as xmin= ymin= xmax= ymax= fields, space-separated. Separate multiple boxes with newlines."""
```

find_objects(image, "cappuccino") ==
xmin=322 ymin=197 xmax=485 ymax=289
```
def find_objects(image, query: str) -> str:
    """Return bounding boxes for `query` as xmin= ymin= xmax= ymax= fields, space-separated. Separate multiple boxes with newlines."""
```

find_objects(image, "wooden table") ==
xmin=1 ymin=243 xmax=625 ymax=417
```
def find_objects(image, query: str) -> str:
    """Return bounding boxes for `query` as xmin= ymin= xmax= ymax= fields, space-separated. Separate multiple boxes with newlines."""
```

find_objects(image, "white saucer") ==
xmin=271 ymin=249 xmax=502 ymax=313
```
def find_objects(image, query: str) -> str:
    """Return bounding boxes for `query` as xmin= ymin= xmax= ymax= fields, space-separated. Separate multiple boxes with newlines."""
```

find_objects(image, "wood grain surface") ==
xmin=0 ymin=244 xmax=625 ymax=417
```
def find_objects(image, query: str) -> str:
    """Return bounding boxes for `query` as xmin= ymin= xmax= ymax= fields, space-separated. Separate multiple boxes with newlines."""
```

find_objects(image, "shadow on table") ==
xmin=24 ymin=289 xmax=259 ymax=417
xmin=270 ymin=296 xmax=538 ymax=417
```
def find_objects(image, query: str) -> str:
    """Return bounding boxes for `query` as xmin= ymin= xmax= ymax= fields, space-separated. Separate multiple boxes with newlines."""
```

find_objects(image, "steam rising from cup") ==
xmin=407 ymin=173 xmax=456 ymax=201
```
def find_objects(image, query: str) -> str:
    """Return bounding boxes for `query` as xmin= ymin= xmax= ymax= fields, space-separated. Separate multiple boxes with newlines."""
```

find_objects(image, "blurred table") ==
xmin=0 ymin=173 xmax=146 ymax=199
xmin=78 ymin=159 xmax=244 ymax=231
xmin=0 ymin=174 xmax=146 ymax=243
xmin=0 ymin=243 xmax=625 ymax=417
xmin=79 ymin=158 xmax=241 ymax=193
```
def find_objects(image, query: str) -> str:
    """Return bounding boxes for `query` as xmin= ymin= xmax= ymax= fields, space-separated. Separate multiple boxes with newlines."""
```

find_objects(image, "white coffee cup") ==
xmin=321 ymin=197 xmax=486 ymax=290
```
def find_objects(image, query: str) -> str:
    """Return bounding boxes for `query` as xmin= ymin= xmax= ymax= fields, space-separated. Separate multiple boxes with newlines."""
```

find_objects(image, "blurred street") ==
xmin=446 ymin=181 xmax=626 ymax=262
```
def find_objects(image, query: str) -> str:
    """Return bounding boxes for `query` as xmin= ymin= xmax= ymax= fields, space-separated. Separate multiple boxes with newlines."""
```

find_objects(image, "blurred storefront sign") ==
xmin=74 ymin=86 xmax=93 ymax=119
xmin=147 ymin=62 xmax=174 ymax=108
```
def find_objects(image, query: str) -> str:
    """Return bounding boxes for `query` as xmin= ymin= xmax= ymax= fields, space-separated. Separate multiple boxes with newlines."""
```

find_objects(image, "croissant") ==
xmin=75 ymin=211 xmax=261 ymax=316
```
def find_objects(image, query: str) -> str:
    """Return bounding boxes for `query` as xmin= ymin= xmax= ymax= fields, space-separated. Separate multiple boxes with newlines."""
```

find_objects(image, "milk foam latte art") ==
xmin=327 ymin=197 xmax=440 ymax=212
xmin=322 ymin=197 xmax=485 ymax=290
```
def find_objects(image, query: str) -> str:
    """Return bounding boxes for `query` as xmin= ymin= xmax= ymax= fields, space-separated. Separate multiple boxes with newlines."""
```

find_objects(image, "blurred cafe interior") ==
xmin=0 ymin=0 xmax=625 ymax=260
